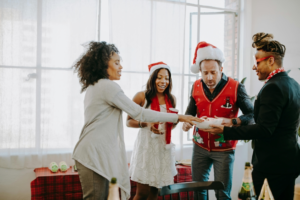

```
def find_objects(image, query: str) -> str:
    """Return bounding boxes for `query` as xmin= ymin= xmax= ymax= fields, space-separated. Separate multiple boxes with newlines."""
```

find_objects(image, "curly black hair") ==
xmin=252 ymin=32 xmax=286 ymax=66
xmin=73 ymin=41 xmax=119 ymax=92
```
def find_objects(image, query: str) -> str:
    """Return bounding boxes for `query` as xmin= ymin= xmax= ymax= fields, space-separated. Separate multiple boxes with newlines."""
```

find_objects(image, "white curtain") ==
xmin=108 ymin=0 xmax=192 ymax=160
xmin=0 ymin=0 xmax=240 ymax=169
xmin=0 ymin=0 xmax=98 ymax=169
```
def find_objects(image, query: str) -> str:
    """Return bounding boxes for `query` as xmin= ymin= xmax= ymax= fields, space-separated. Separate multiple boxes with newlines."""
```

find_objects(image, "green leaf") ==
xmin=286 ymin=69 xmax=291 ymax=74
xmin=240 ymin=77 xmax=247 ymax=84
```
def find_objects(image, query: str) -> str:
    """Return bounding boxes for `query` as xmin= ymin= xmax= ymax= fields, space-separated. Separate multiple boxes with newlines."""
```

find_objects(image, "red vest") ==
xmin=192 ymin=77 xmax=239 ymax=151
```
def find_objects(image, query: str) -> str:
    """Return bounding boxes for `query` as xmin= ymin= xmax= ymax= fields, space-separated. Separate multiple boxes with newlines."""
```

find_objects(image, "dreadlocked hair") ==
xmin=73 ymin=41 xmax=119 ymax=93
xmin=252 ymin=32 xmax=286 ymax=66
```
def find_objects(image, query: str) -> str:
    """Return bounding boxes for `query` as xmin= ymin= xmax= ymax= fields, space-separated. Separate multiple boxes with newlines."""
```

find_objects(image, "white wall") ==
xmin=248 ymin=0 xmax=300 ymax=96
xmin=0 ymin=168 xmax=35 ymax=200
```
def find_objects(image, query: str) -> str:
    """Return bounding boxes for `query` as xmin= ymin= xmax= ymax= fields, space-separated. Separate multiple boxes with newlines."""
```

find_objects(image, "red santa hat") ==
xmin=148 ymin=62 xmax=171 ymax=75
xmin=190 ymin=41 xmax=225 ymax=74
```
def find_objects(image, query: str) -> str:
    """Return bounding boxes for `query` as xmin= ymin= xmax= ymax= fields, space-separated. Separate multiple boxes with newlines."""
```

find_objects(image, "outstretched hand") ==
xmin=200 ymin=124 xmax=225 ymax=135
xmin=178 ymin=115 xmax=204 ymax=125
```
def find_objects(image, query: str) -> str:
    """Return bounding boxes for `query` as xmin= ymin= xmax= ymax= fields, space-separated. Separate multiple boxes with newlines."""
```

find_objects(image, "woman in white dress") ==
xmin=72 ymin=42 xmax=203 ymax=200
xmin=127 ymin=62 xmax=178 ymax=200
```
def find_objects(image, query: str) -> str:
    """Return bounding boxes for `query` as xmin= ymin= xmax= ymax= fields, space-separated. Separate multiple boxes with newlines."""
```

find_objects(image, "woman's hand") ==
xmin=146 ymin=122 xmax=163 ymax=134
xmin=178 ymin=115 xmax=204 ymax=125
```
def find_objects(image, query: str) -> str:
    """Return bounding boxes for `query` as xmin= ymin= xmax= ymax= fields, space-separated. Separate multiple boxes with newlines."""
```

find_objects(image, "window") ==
xmin=0 ymin=0 xmax=240 ymax=168
xmin=0 ymin=0 xmax=98 ymax=151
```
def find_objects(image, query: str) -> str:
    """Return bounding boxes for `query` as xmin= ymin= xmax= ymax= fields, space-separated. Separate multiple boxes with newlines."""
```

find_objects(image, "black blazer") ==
xmin=224 ymin=72 xmax=300 ymax=175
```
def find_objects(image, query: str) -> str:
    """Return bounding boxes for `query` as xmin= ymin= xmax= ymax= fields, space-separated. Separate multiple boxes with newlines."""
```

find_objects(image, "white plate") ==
xmin=193 ymin=118 xmax=223 ymax=129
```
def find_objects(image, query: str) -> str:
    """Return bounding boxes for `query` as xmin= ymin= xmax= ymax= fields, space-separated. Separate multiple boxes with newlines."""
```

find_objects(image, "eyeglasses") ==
xmin=253 ymin=55 xmax=274 ymax=67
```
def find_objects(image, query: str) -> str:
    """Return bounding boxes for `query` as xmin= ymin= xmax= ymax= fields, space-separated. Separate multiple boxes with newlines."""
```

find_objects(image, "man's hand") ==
xmin=200 ymin=124 xmax=225 ymax=135
xmin=215 ymin=116 xmax=241 ymax=127
xmin=182 ymin=122 xmax=193 ymax=132
xmin=219 ymin=116 xmax=233 ymax=127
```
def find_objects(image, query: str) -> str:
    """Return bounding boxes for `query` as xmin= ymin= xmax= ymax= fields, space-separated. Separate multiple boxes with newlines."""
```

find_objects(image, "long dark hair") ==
xmin=145 ymin=68 xmax=175 ymax=108
xmin=73 ymin=41 xmax=119 ymax=92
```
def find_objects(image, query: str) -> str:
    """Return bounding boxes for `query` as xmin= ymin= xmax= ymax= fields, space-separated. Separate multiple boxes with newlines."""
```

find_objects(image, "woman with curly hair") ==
xmin=72 ymin=41 xmax=203 ymax=200
xmin=127 ymin=62 xmax=178 ymax=200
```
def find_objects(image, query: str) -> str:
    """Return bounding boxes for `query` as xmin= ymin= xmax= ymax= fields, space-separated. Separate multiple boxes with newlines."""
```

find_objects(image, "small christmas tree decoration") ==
xmin=258 ymin=179 xmax=274 ymax=200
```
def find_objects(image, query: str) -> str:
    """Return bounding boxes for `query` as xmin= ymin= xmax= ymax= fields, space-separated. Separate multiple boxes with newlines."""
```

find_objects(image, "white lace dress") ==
xmin=129 ymin=101 xmax=177 ymax=188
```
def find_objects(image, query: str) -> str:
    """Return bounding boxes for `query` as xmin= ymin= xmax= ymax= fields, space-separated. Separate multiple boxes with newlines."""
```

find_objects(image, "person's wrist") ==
xmin=177 ymin=114 xmax=182 ymax=123
xmin=231 ymin=118 xmax=238 ymax=125
xmin=138 ymin=121 xmax=143 ymax=128
xmin=141 ymin=122 xmax=147 ymax=128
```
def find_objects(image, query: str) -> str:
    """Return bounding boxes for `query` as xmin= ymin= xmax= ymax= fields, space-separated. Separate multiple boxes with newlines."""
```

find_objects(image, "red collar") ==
xmin=265 ymin=68 xmax=285 ymax=83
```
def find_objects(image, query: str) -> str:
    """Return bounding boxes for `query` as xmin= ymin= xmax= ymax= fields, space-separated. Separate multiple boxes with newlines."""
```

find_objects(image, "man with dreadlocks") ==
xmin=202 ymin=32 xmax=300 ymax=200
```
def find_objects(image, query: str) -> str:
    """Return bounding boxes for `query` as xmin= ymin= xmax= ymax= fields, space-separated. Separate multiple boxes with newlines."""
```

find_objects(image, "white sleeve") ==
xmin=104 ymin=81 xmax=178 ymax=123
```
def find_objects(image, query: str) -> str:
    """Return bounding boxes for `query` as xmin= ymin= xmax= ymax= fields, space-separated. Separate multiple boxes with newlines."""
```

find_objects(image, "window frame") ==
xmin=0 ymin=0 xmax=101 ymax=151
xmin=0 ymin=0 xmax=240 ymax=149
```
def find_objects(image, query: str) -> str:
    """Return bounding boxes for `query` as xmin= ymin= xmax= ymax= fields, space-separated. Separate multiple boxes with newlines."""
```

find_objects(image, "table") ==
xmin=31 ymin=164 xmax=192 ymax=200
xmin=30 ymin=166 xmax=82 ymax=200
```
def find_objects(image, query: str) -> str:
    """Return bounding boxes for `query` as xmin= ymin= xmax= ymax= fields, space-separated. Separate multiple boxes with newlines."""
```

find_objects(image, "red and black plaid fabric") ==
xmin=31 ymin=167 xmax=82 ymax=200
xmin=31 ymin=164 xmax=192 ymax=200
xmin=175 ymin=164 xmax=193 ymax=183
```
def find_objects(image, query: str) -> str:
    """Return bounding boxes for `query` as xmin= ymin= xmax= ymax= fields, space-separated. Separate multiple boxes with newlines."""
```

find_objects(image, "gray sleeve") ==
xmin=105 ymin=81 xmax=178 ymax=123
xmin=236 ymin=83 xmax=254 ymax=125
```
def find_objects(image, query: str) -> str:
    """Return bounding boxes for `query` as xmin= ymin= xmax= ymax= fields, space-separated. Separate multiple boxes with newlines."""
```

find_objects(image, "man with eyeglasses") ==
xmin=203 ymin=32 xmax=300 ymax=200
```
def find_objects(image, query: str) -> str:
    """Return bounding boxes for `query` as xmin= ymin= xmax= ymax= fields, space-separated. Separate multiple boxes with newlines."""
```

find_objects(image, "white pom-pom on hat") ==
xmin=190 ymin=41 xmax=225 ymax=74
xmin=191 ymin=63 xmax=200 ymax=74
xmin=148 ymin=61 xmax=171 ymax=75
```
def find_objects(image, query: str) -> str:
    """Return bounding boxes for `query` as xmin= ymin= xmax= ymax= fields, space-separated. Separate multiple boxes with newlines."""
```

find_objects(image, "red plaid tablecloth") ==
xmin=30 ymin=166 xmax=82 ymax=200
xmin=31 ymin=164 xmax=192 ymax=200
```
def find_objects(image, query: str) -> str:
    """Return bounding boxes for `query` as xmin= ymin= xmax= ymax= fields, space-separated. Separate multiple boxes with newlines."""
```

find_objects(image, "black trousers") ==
xmin=252 ymin=170 xmax=297 ymax=200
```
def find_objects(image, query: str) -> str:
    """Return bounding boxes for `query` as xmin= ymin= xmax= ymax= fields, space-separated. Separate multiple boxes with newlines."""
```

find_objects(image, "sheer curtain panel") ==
xmin=0 ymin=0 xmax=98 ymax=169
xmin=0 ymin=0 xmax=240 ymax=169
